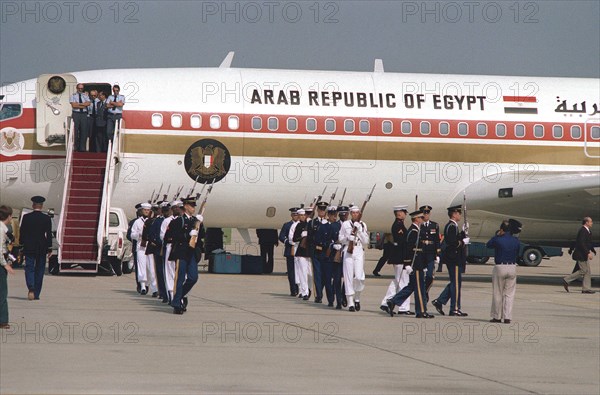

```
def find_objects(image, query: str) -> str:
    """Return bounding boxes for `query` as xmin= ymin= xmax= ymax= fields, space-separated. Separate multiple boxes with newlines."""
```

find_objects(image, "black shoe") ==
xmin=490 ymin=318 xmax=502 ymax=323
xmin=303 ymin=295 xmax=309 ymax=301
xmin=449 ymin=310 xmax=468 ymax=316
xmin=372 ymin=271 xmax=381 ymax=277
xmin=308 ymin=289 xmax=312 ymax=298
xmin=563 ymin=280 xmax=569 ymax=293
xmin=173 ymin=308 xmax=184 ymax=315
xmin=348 ymin=306 xmax=355 ymax=312
xmin=342 ymin=297 xmax=347 ymax=307
xmin=298 ymin=293 xmax=303 ymax=298
xmin=397 ymin=311 xmax=411 ymax=315
xmin=503 ymin=319 xmax=511 ymax=324
xmin=355 ymin=302 xmax=361 ymax=311
xmin=327 ymin=302 xmax=334 ymax=307
xmin=152 ymin=292 xmax=159 ymax=298
xmin=140 ymin=289 xmax=147 ymax=295
xmin=380 ymin=305 xmax=390 ymax=314
xmin=432 ymin=299 xmax=445 ymax=316
xmin=582 ymin=290 xmax=596 ymax=294
xmin=314 ymin=298 xmax=322 ymax=303
xmin=336 ymin=304 xmax=342 ymax=310
xmin=182 ymin=297 xmax=188 ymax=311
xmin=290 ymin=292 xmax=298 ymax=297
xmin=386 ymin=300 xmax=395 ymax=317
xmin=416 ymin=313 xmax=435 ymax=318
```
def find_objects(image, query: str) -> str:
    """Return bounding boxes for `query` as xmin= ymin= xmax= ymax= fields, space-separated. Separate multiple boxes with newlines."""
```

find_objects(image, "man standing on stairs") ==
xmin=69 ymin=84 xmax=91 ymax=152
xmin=106 ymin=85 xmax=125 ymax=146
xmin=131 ymin=203 xmax=152 ymax=295
xmin=19 ymin=196 xmax=53 ymax=300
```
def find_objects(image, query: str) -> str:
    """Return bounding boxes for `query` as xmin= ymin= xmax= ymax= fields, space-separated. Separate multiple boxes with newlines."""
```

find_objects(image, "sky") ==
xmin=1 ymin=0 xmax=599 ymax=84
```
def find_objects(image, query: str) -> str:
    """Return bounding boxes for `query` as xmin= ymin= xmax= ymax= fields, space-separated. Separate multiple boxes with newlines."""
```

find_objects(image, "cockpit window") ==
xmin=0 ymin=104 xmax=22 ymax=121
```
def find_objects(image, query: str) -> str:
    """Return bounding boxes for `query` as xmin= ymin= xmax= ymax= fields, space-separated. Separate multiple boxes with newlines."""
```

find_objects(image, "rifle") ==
xmin=189 ymin=179 xmax=215 ymax=248
xmin=173 ymin=185 xmax=184 ymax=200
xmin=148 ymin=188 xmax=156 ymax=204
xmin=347 ymin=184 xmax=375 ymax=254
xmin=337 ymin=188 xmax=347 ymax=206
xmin=463 ymin=191 xmax=469 ymax=257
xmin=188 ymin=175 xmax=200 ymax=198
xmin=195 ymin=181 xmax=208 ymax=202
xmin=415 ymin=194 xmax=419 ymax=211
xmin=330 ymin=187 xmax=338 ymax=205
xmin=162 ymin=184 xmax=171 ymax=202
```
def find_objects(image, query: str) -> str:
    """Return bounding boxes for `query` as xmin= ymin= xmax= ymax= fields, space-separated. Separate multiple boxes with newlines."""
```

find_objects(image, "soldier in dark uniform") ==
xmin=380 ymin=205 xmax=410 ymax=314
xmin=419 ymin=205 xmax=441 ymax=302
xmin=311 ymin=202 xmax=333 ymax=305
xmin=325 ymin=206 xmax=343 ymax=309
xmin=386 ymin=210 xmax=433 ymax=318
xmin=19 ymin=196 xmax=53 ymax=300
xmin=256 ymin=228 xmax=279 ymax=274
xmin=147 ymin=202 xmax=170 ymax=302
xmin=127 ymin=203 xmax=143 ymax=293
xmin=292 ymin=209 xmax=313 ymax=300
xmin=167 ymin=197 xmax=205 ymax=314
xmin=278 ymin=208 xmax=299 ymax=296
xmin=431 ymin=205 xmax=469 ymax=316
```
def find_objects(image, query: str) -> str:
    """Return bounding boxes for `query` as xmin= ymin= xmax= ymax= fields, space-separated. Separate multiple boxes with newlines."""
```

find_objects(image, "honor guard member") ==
xmin=69 ymin=84 xmax=91 ymax=152
xmin=106 ymin=85 xmax=124 ymax=146
xmin=326 ymin=206 xmax=344 ymax=309
xmin=169 ymin=197 xmax=205 ymax=314
xmin=487 ymin=219 xmax=521 ymax=324
xmin=291 ymin=209 xmax=313 ymax=300
xmin=19 ymin=196 xmax=53 ymax=300
xmin=141 ymin=205 xmax=159 ymax=297
xmin=127 ymin=203 xmax=143 ymax=293
xmin=386 ymin=210 xmax=434 ymax=318
xmin=338 ymin=205 xmax=369 ymax=312
xmin=336 ymin=206 xmax=350 ymax=307
xmin=131 ymin=203 xmax=152 ymax=295
xmin=431 ymin=205 xmax=469 ymax=316
xmin=311 ymin=202 xmax=334 ymax=305
xmin=147 ymin=202 xmax=170 ymax=302
xmin=162 ymin=200 xmax=182 ymax=303
xmin=380 ymin=206 xmax=412 ymax=315
xmin=279 ymin=208 xmax=299 ymax=296
xmin=419 ymin=205 xmax=441 ymax=302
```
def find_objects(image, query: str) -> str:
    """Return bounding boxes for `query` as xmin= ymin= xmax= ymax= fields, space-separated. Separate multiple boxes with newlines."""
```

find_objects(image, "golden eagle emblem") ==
xmin=188 ymin=144 xmax=227 ymax=180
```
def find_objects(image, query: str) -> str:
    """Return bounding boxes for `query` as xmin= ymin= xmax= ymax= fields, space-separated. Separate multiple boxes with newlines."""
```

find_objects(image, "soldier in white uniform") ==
xmin=161 ymin=200 xmax=182 ymax=304
xmin=338 ymin=205 xmax=369 ymax=312
xmin=290 ymin=209 xmax=312 ymax=300
xmin=131 ymin=203 xmax=152 ymax=294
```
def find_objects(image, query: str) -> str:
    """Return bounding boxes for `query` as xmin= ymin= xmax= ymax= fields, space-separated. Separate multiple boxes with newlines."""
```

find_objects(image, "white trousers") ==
xmin=491 ymin=265 xmax=517 ymax=320
xmin=295 ymin=256 xmax=312 ymax=297
xmin=164 ymin=244 xmax=175 ymax=296
xmin=343 ymin=247 xmax=365 ymax=306
xmin=146 ymin=253 xmax=157 ymax=293
xmin=381 ymin=264 xmax=411 ymax=311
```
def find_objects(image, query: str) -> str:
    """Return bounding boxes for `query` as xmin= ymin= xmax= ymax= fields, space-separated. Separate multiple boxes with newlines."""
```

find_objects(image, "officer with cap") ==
xmin=326 ymin=205 xmax=343 ymax=308
xmin=335 ymin=205 xmax=350 ymax=307
xmin=131 ymin=202 xmax=153 ymax=295
xmin=19 ymin=196 xmax=53 ymax=300
xmin=419 ymin=205 xmax=441 ymax=302
xmin=127 ymin=203 xmax=143 ymax=293
xmin=291 ymin=208 xmax=313 ymax=300
xmin=162 ymin=200 xmax=182 ymax=303
xmin=168 ymin=197 xmax=205 ymax=314
xmin=310 ymin=201 xmax=331 ymax=304
xmin=380 ymin=205 xmax=412 ymax=315
xmin=431 ymin=205 xmax=469 ymax=316
xmin=278 ymin=207 xmax=299 ymax=296
xmin=487 ymin=219 xmax=521 ymax=324
xmin=146 ymin=202 xmax=171 ymax=302
xmin=338 ymin=205 xmax=369 ymax=312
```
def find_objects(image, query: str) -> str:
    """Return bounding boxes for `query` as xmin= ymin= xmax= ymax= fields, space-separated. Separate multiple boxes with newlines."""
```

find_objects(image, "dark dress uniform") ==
xmin=388 ymin=219 xmax=407 ymax=265
xmin=256 ymin=229 xmax=278 ymax=274
xmin=167 ymin=213 xmax=205 ymax=313
xmin=278 ymin=216 xmax=298 ymax=296
xmin=147 ymin=215 xmax=167 ymax=301
xmin=329 ymin=218 xmax=344 ymax=308
xmin=126 ymin=212 xmax=141 ymax=293
xmin=419 ymin=219 xmax=440 ymax=299
xmin=19 ymin=209 xmax=52 ymax=299
xmin=388 ymin=222 xmax=432 ymax=318
xmin=311 ymin=216 xmax=333 ymax=304
xmin=434 ymin=218 xmax=468 ymax=315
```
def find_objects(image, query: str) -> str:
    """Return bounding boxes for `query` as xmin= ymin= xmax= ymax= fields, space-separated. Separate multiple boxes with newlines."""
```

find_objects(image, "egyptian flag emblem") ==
xmin=503 ymin=96 xmax=538 ymax=114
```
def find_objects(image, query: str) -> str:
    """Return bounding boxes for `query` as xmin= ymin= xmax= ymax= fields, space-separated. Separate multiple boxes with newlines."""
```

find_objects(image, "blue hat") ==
xmin=316 ymin=201 xmax=329 ymax=210
xmin=410 ymin=210 xmax=424 ymax=218
xmin=447 ymin=205 xmax=462 ymax=215
xmin=31 ymin=196 xmax=45 ymax=204
xmin=419 ymin=205 xmax=432 ymax=213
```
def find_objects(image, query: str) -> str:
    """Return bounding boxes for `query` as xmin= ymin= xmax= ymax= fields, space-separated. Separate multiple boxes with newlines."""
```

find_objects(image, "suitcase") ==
xmin=210 ymin=253 xmax=241 ymax=274
xmin=241 ymin=255 xmax=263 ymax=274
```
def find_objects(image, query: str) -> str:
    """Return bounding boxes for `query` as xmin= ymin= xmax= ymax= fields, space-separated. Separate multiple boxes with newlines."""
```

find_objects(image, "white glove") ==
xmin=353 ymin=223 xmax=362 ymax=231
xmin=404 ymin=265 xmax=413 ymax=274
xmin=290 ymin=242 xmax=296 ymax=246
xmin=196 ymin=214 xmax=204 ymax=222
xmin=189 ymin=229 xmax=198 ymax=237
xmin=435 ymin=256 xmax=440 ymax=264
xmin=333 ymin=244 xmax=341 ymax=251
xmin=463 ymin=237 xmax=470 ymax=245
xmin=301 ymin=231 xmax=307 ymax=237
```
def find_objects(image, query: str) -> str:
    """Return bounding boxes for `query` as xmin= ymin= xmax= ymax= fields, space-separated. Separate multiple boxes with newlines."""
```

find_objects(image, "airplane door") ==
xmin=584 ymin=118 xmax=600 ymax=158
xmin=36 ymin=74 xmax=77 ymax=146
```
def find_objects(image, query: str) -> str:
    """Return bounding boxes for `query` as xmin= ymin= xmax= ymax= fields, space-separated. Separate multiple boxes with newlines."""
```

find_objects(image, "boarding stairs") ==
xmin=56 ymin=119 xmax=121 ymax=273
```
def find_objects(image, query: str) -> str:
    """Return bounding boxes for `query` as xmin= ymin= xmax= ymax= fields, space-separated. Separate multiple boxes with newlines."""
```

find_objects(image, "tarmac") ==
xmin=1 ymin=240 xmax=599 ymax=394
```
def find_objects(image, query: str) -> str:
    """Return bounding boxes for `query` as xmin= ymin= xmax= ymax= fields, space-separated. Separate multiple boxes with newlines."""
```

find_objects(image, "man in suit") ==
xmin=563 ymin=217 xmax=595 ymax=294
xmin=279 ymin=208 xmax=299 ymax=296
xmin=19 ymin=196 xmax=53 ymax=300
xmin=256 ymin=228 xmax=278 ymax=274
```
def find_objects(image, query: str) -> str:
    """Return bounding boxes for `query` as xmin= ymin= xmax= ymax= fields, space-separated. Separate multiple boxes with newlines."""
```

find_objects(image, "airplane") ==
xmin=1 ymin=52 xmax=599 ymax=272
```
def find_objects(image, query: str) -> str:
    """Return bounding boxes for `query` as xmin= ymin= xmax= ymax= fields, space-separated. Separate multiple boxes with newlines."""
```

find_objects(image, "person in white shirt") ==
xmin=338 ymin=205 xmax=369 ymax=312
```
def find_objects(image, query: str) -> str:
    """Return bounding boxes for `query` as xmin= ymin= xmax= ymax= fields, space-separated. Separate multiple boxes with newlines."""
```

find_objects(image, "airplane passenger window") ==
xmin=190 ymin=114 xmax=202 ymax=129
xmin=359 ymin=120 xmax=370 ymax=134
xmin=570 ymin=125 xmax=581 ymax=139
xmin=401 ymin=121 xmax=411 ymax=135
xmin=534 ymin=124 xmax=544 ymax=138
xmin=476 ymin=123 xmax=487 ymax=137
xmin=210 ymin=115 xmax=221 ymax=129
xmin=592 ymin=126 xmax=600 ymax=140
xmin=0 ymin=103 xmax=22 ymax=120
xmin=228 ymin=116 xmax=239 ymax=130
xmin=420 ymin=122 xmax=430 ymax=135
xmin=325 ymin=119 xmax=335 ymax=133
xmin=552 ymin=125 xmax=563 ymax=139
xmin=151 ymin=113 xmax=163 ymax=128
xmin=495 ymin=124 xmax=506 ymax=137
xmin=382 ymin=120 xmax=393 ymax=134
xmin=306 ymin=118 xmax=317 ymax=132
xmin=439 ymin=122 xmax=449 ymax=136
xmin=287 ymin=118 xmax=298 ymax=132
xmin=344 ymin=119 xmax=355 ymax=133
xmin=268 ymin=117 xmax=278 ymax=131
xmin=252 ymin=117 xmax=262 ymax=130
xmin=458 ymin=122 xmax=468 ymax=136
xmin=515 ymin=124 xmax=525 ymax=138
xmin=171 ymin=114 xmax=182 ymax=128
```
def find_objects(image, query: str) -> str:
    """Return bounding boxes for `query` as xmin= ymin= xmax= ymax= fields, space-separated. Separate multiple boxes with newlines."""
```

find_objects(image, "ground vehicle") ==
xmin=466 ymin=242 xmax=563 ymax=267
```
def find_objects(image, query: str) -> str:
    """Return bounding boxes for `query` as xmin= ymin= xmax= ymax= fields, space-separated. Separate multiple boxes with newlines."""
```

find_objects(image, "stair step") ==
xmin=62 ymin=243 xmax=98 ymax=254
xmin=64 ymin=235 xmax=96 ymax=244
xmin=67 ymin=196 xmax=102 ymax=205
xmin=63 ymin=227 xmax=97 ymax=236
xmin=70 ymin=174 xmax=104 ymax=183
xmin=65 ymin=219 xmax=98 ymax=228
xmin=64 ymin=212 xmax=100 ymax=221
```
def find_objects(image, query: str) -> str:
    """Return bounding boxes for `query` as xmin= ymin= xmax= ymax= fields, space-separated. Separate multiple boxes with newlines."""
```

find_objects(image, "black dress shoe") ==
xmin=314 ymin=298 xmax=322 ymax=303
xmin=432 ymin=299 xmax=445 ymax=316
xmin=490 ymin=318 xmax=501 ymax=323
xmin=348 ymin=306 xmax=355 ymax=312
xmin=582 ymin=290 xmax=596 ymax=294
xmin=380 ymin=305 xmax=390 ymax=314
xmin=140 ymin=289 xmax=147 ymax=295
xmin=386 ymin=300 xmax=395 ymax=317
xmin=372 ymin=271 xmax=381 ymax=277
xmin=342 ymin=297 xmax=347 ymax=307
xmin=336 ymin=304 xmax=342 ymax=310
xmin=162 ymin=297 xmax=169 ymax=303
xmin=355 ymin=302 xmax=361 ymax=311
xmin=397 ymin=311 xmax=411 ymax=315
xmin=173 ymin=308 xmax=184 ymax=315
xmin=308 ymin=290 xmax=312 ymax=298
xmin=182 ymin=297 xmax=188 ymax=311
xmin=416 ymin=313 xmax=435 ymax=318
xmin=152 ymin=292 xmax=159 ymax=298
xmin=298 ymin=293 xmax=303 ymax=298
xmin=303 ymin=295 xmax=309 ymax=301
xmin=327 ymin=302 xmax=334 ymax=307
xmin=449 ymin=310 xmax=468 ymax=316
xmin=563 ymin=280 xmax=569 ymax=292
xmin=503 ymin=319 xmax=511 ymax=324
